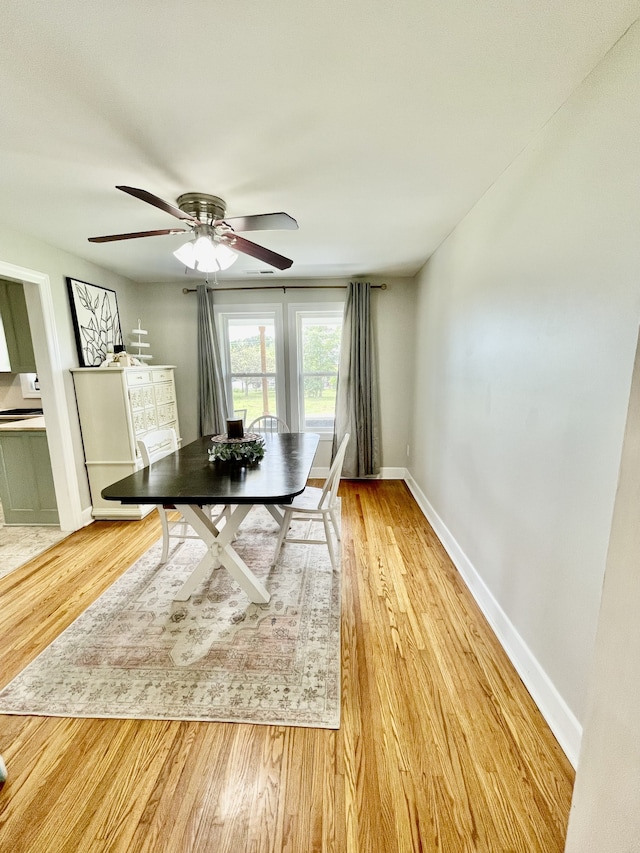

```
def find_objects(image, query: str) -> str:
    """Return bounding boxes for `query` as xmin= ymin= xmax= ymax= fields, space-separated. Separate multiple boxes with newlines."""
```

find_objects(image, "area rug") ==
xmin=0 ymin=506 xmax=341 ymax=728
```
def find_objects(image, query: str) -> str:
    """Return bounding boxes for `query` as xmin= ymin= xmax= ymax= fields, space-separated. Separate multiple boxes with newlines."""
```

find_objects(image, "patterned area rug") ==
xmin=0 ymin=506 xmax=341 ymax=728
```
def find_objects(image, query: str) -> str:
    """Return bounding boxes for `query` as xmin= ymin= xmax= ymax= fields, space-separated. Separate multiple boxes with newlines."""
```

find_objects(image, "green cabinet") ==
xmin=0 ymin=279 xmax=37 ymax=373
xmin=0 ymin=430 xmax=58 ymax=525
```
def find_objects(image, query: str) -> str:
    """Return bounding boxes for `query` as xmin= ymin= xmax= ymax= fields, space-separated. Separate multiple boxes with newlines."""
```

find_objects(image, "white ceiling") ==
xmin=1 ymin=1 xmax=638 ymax=282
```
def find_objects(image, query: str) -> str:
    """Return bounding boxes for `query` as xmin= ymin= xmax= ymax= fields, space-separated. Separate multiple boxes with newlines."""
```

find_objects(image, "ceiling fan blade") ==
xmin=116 ymin=186 xmax=199 ymax=223
xmin=222 ymin=234 xmax=293 ymax=270
xmin=219 ymin=212 xmax=298 ymax=232
xmin=88 ymin=228 xmax=187 ymax=243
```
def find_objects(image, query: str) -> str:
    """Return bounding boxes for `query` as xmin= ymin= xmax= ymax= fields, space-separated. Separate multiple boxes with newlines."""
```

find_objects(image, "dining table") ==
xmin=102 ymin=431 xmax=320 ymax=605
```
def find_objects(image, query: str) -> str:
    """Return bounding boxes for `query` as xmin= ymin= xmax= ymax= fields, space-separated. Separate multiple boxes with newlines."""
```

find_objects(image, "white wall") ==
xmin=564 ymin=325 xmax=640 ymax=851
xmin=408 ymin=19 xmax=640 ymax=762
xmin=0 ymin=224 xmax=138 ymax=520
xmin=0 ymin=374 xmax=32 ymax=410
xmin=135 ymin=277 xmax=416 ymax=472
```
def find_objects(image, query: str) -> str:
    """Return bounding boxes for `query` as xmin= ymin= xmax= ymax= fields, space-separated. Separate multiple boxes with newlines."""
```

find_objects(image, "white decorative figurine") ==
xmin=130 ymin=319 xmax=153 ymax=361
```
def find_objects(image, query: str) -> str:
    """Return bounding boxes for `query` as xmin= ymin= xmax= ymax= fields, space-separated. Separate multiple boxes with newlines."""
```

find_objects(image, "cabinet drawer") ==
xmin=128 ymin=385 xmax=155 ymax=409
xmin=128 ymin=387 xmax=145 ymax=410
xmin=126 ymin=370 xmax=152 ymax=386
xmin=152 ymin=369 xmax=173 ymax=383
xmin=157 ymin=402 xmax=176 ymax=426
xmin=132 ymin=410 xmax=147 ymax=435
xmin=144 ymin=408 xmax=159 ymax=430
xmin=154 ymin=382 xmax=175 ymax=406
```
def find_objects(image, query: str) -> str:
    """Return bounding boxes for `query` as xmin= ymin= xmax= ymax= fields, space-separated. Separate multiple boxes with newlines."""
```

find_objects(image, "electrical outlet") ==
xmin=406 ymin=444 xmax=410 ymax=458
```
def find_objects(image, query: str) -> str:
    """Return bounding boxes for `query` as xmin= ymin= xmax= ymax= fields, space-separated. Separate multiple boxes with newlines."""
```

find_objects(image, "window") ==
xmin=217 ymin=307 xmax=285 ymax=427
xmin=291 ymin=308 xmax=343 ymax=432
xmin=217 ymin=301 xmax=343 ymax=435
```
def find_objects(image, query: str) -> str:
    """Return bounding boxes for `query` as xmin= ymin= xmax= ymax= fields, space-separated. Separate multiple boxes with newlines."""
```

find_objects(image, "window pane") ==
xmin=225 ymin=316 xmax=280 ymax=423
xmin=302 ymin=375 xmax=338 ymax=429
xmin=231 ymin=377 xmax=277 ymax=426
xmin=228 ymin=319 xmax=276 ymax=373
xmin=300 ymin=319 xmax=341 ymax=375
xmin=299 ymin=315 xmax=342 ymax=431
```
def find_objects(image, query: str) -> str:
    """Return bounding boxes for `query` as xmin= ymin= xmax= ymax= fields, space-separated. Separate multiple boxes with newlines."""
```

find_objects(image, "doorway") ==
xmin=0 ymin=259 xmax=84 ymax=534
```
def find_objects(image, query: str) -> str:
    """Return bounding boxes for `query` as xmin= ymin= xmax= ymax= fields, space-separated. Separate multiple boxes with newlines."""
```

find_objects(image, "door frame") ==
xmin=0 ymin=259 xmax=83 ymax=531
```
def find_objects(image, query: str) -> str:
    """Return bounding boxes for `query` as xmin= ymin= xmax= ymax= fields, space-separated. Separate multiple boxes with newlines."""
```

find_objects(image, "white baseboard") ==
xmin=404 ymin=472 xmax=582 ymax=768
xmin=380 ymin=467 xmax=407 ymax=479
xmin=61 ymin=505 xmax=94 ymax=531
xmin=311 ymin=466 xmax=407 ymax=479
xmin=90 ymin=505 xmax=154 ymax=521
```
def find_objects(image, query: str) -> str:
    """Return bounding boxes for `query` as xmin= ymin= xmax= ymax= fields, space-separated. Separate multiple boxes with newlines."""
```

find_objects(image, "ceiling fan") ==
xmin=88 ymin=186 xmax=298 ymax=271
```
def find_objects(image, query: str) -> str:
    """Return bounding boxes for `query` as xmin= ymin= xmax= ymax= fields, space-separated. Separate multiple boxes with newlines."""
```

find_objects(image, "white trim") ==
xmin=404 ymin=471 xmax=582 ymax=768
xmin=311 ymin=466 xmax=408 ymax=479
xmin=91 ymin=505 xmax=152 ymax=520
xmin=0 ymin=260 xmax=84 ymax=531
xmin=380 ymin=466 xmax=407 ymax=479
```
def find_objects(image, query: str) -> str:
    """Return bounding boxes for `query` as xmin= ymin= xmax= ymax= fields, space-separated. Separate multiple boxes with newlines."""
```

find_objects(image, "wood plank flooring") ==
xmin=0 ymin=480 xmax=574 ymax=851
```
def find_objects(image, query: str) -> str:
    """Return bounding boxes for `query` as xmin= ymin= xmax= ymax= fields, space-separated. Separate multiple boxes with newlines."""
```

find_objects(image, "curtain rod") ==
xmin=182 ymin=283 xmax=387 ymax=294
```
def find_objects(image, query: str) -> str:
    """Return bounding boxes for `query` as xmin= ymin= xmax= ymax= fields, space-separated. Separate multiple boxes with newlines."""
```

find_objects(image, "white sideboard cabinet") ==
xmin=71 ymin=366 xmax=181 ymax=519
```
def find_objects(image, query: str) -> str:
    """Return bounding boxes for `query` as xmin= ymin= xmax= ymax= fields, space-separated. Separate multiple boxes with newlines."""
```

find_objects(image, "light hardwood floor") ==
xmin=0 ymin=480 xmax=574 ymax=852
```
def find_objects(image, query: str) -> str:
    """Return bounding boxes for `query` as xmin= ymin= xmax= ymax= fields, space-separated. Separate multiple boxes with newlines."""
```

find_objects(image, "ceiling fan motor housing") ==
xmin=176 ymin=193 xmax=226 ymax=224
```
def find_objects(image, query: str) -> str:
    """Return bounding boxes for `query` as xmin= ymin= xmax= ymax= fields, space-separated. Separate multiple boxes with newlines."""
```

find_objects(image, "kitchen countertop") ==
xmin=0 ymin=416 xmax=46 ymax=431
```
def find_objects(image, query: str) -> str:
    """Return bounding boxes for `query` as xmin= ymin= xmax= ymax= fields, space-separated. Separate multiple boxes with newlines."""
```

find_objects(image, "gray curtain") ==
xmin=197 ymin=284 xmax=229 ymax=436
xmin=333 ymin=281 xmax=380 ymax=477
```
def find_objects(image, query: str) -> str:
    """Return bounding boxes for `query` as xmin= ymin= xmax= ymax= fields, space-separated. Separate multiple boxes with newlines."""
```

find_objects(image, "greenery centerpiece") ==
xmin=208 ymin=432 xmax=265 ymax=465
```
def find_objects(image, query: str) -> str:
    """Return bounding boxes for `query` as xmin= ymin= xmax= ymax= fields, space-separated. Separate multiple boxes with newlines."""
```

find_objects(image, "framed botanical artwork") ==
xmin=66 ymin=277 xmax=124 ymax=367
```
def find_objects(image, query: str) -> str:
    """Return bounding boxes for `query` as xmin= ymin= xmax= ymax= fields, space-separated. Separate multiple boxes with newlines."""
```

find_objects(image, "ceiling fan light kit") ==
xmin=88 ymin=186 xmax=298 ymax=273
xmin=173 ymin=227 xmax=238 ymax=273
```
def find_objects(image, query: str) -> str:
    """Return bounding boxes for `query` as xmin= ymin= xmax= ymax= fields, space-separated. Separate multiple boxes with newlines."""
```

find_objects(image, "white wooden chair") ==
xmin=137 ymin=428 xmax=230 ymax=564
xmin=271 ymin=433 xmax=350 ymax=571
xmin=247 ymin=414 xmax=290 ymax=434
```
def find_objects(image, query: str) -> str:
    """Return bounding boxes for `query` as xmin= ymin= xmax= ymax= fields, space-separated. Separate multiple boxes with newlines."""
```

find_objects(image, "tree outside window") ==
xmin=297 ymin=313 xmax=342 ymax=430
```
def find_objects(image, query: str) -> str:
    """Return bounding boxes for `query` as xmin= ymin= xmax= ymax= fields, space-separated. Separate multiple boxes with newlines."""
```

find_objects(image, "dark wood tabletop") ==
xmin=102 ymin=432 xmax=320 ymax=506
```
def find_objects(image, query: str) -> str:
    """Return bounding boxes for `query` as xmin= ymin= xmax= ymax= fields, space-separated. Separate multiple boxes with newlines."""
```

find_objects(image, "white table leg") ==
xmin=265 ymin=505 xmax=284 ymax=526
xmin=174 ymin=504 xmax=270 ymax=604
xmin=171 ymin=549 xmax=217 ymax=602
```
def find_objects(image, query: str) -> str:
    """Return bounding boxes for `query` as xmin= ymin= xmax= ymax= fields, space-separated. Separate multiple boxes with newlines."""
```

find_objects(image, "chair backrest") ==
xmin=247 ymin=415 xmax=290 ymax=434
xmin=318 ymin=433 xmax=350 ymax=510
xmin=137 ymin=428 xmax=179 ymax=467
